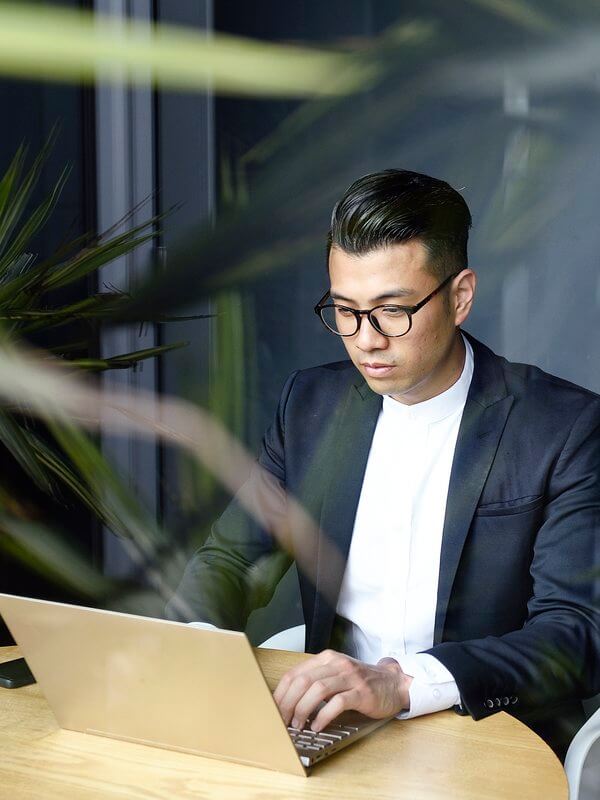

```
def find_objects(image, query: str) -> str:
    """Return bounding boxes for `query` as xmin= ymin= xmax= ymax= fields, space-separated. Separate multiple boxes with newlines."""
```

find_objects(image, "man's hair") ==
xmin=327 ymin=169 xmax=472 ymax=281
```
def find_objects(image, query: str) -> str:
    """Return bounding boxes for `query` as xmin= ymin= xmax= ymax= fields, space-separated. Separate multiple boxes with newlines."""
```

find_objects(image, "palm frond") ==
xmin=3 ymin=293 xmax=129 ymax=334
xmin=0 ymin=252 xmax=36 ymax=287
xmin=0 ymin=164 xmax=71 ymax=277
xmin=0 ymin=4 xmax=373 ymax=98
xmin=0 ymin=130 xmax=60 ymax=263
xmin=0 ymin=136 xmax=201 ymax=604
xmin=0 ymin=227 xmax=157 ymax=306
xmin=46 ymin=418 xmax=167 ymax=551
xmin=0 ymin=144 xmax=26 ymax=222
xmin=0 ymin=513 xmax=111 ymax=598
xmin=2 ymin=295 xmax=212 ymax=334
xmin=66 ymin=340 xmax=189 ymax=371
xmin=0 ymin=409 xmax=55 ymax=494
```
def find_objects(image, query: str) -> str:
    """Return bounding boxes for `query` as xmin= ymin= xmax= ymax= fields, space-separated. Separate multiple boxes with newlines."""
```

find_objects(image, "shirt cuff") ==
xmin=388 ymin=652 xmax=460 ymax=719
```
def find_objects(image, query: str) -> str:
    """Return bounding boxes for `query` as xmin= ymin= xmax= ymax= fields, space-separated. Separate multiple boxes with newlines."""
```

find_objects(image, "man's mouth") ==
xmin=361 ymin=362 xmax=395 ymax=377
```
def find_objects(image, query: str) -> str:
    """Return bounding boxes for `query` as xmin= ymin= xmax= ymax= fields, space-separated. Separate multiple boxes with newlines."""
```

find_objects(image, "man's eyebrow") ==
xmin=329 ymin=288 xmax=414 ymax=303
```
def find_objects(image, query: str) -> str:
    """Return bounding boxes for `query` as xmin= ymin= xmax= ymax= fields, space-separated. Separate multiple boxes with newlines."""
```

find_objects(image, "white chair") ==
xmin=564 ymin=706 xmax=600 ymax=800
xmin=258 ymin=624 xmax=306 ymax=651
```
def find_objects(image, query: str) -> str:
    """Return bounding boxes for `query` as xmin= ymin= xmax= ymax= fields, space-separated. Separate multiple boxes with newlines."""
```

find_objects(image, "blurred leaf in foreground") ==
xmin=0 ymin=3 xmax=379 ymax=98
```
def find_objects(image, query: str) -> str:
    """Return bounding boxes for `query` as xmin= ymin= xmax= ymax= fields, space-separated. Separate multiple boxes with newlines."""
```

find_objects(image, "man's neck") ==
xmin=390 ymin=330 xmax=467 ymax=406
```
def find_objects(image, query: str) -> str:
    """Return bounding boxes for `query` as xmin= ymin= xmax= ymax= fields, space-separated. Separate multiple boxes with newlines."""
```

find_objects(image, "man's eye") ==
xmin=381 ymin=306 xmax=403 ymax=316
xmin=336 ymin=307 xmax=355 ymax=317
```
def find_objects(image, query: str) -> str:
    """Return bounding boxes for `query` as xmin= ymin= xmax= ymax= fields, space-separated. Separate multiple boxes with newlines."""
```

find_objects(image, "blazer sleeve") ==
xmin=164 ymin=371 xmax=299 ymax=629
xmin=424 ymin=398 xmax=600 ymax=719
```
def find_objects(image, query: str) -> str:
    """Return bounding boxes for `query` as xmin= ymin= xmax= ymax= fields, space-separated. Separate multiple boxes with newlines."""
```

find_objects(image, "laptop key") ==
xmin=304 ymin=728 xmax=350 ymax=738
xmin=326 ymin=723 xmax=357 ymax=732
xmin=296 ymin=735 xmax=327 ymax=746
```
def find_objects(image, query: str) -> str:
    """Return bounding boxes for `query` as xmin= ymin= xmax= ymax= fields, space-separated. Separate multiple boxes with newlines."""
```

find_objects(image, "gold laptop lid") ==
xmin=0 ymin=593 xmax=305 ymax=776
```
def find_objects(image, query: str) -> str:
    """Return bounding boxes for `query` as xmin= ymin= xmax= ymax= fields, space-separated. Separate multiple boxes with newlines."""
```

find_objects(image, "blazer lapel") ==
xmin=307 ymin=379 xmax=381 ymax=652
xmin=433 ymin=334 xmax=514 ymax=644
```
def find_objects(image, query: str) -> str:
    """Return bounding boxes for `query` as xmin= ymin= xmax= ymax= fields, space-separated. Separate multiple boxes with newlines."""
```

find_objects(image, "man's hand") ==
xmin=273 ymin=650 xmax=412 ymax=732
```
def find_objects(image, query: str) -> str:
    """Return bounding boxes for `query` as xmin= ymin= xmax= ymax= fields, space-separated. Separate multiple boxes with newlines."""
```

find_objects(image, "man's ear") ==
xmin=454 ymin=269 xmax=476 ymax=327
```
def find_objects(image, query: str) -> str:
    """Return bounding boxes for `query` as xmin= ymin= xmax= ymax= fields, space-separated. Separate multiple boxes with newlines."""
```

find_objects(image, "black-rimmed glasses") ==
xmin=313 ymin=271 xmax=460 ymax=338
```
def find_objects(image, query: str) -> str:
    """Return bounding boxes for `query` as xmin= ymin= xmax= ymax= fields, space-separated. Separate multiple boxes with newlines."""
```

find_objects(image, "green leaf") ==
xmin=45 ymin=418 xmax=167 ymax=550
xmin=27 ymin=433 xmax=125 ymax=528
xmin=0 ymin=144 xmax=26 ymax=222
xmin=462 ymin=0 xmax=558 ymax=33
xmin=37 ymin=212 xmax=161 ymax=289
xmin=0 ymin=513 xmax=110 ymax=598
xmin=0 ymin=418 xmax=129 ymax=534
xmin=4 ymin=293 xmax=128 ymax=333
xmin=0 ymin=130 xmax=59 ymax=262
xmin=0 ymin=409 xmax=55 ymax=494
xmin=42 ymin=232 xmax=157 ymax=292
xmin=66 ymin=340 xmax=189 ymax=371
xmin=0 ymin=5 xmax=375 ymax=98
xmin=0 ymin=164 xmax=70 ymax=278
xmin=28 ymin=433 xmax=118 ymax=523
xmin=0 ymin=228 xmax=156 ymax=306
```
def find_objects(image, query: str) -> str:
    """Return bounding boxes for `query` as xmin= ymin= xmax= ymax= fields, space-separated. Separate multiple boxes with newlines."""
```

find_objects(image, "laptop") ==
xmin=0 ymin=593 xmax=392 ymax=776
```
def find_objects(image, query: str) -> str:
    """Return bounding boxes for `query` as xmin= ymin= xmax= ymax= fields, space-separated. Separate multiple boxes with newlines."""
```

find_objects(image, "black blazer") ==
xmin=169 ymin=330 xmax=600 ymax=758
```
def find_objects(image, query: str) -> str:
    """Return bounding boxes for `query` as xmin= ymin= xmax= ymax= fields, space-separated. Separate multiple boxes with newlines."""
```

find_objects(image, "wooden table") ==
xmin=0 ymin=645 xmax=567 ymax=799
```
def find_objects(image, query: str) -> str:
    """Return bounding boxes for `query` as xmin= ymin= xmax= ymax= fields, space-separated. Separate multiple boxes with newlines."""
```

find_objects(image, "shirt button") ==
xmin=433 ymin=689 xmax=441 ymax=699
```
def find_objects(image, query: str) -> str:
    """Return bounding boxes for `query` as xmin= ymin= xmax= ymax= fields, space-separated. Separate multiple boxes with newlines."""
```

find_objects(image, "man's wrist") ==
xmin=378 ymin=657 xmax=412 ymax=711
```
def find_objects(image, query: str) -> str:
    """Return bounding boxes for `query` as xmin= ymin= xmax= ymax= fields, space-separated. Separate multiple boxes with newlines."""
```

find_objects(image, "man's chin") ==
xmin=362 ymin=373 xmax=405 ymax=396
xmin=351 ymin=362 xmax=410 ymax=396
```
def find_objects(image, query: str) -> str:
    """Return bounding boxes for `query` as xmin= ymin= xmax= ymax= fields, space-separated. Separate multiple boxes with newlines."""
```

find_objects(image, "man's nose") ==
xmin=354 ymin=316 xmax=389 ymax=351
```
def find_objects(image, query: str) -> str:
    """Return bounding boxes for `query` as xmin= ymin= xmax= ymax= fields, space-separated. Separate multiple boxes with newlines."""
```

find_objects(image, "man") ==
xmin=167 ymin=169 xmax=600 ymax=760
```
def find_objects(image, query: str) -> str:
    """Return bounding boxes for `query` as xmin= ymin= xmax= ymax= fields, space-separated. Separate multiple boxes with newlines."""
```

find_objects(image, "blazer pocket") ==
xmin=474 ymin=495 xmax=544 ymax=517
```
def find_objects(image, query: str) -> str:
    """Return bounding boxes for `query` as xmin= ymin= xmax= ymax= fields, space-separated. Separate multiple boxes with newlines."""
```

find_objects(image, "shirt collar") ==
xmin=382 ymin=332 xmax=474 ymax=425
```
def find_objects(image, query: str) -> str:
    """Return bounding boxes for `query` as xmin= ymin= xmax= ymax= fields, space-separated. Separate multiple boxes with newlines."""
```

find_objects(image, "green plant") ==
xmin=0 ymin=137 xmax=202 ymax=602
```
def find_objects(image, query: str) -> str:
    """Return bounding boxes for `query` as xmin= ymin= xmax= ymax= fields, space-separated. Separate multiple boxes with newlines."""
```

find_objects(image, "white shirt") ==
xmin=336 ymin=333 xmax=474 ymax=718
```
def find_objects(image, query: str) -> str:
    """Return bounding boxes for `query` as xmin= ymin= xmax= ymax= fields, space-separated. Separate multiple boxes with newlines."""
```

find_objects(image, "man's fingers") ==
xmin=311 ymin=690 xmax=357 ymax=732
xmin=288 ymin=675 xmax=346 ymax=729
xmin=273 ymin=651 xmax=333 ymax=705
xmin=276 ymin=664 xmax=340 ymax=725
xmin=274 ymin=652 xmax=409 ymax=731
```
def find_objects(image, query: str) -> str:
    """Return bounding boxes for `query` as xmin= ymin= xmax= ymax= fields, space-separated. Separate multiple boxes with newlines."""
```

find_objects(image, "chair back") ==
xmin=564 ymin=704 xmax=600 ymax=800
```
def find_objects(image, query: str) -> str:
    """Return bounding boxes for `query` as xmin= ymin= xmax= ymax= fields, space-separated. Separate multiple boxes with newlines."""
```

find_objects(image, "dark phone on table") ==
xmin=0 ymin=658 xmax=36 ymax=688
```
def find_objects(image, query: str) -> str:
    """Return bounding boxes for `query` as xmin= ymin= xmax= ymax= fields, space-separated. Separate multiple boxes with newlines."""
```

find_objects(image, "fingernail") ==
xmin=292 ymin=718 xmax=299 ymax=729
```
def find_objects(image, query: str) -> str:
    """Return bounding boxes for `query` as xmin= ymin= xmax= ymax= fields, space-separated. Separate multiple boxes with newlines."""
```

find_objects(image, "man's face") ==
xmin=328 ymin=241 xmax=473 ymax=404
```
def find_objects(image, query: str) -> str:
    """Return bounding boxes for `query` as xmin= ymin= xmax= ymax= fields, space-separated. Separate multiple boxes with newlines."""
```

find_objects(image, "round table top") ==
xmin=0 ymin=644 xmax=568 ymax=799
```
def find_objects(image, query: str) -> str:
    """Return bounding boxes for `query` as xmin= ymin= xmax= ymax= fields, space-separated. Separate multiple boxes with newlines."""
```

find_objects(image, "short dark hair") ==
xmin=327 ymin=169 xmax=472 ymax=281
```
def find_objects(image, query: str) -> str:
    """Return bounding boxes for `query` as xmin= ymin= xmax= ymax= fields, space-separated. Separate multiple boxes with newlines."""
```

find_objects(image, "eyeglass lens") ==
xmin=320 ymin=305 xmax=411 ymax=337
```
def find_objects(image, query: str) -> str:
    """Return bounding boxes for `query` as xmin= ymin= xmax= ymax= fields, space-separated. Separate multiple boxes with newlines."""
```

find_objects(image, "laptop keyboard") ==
xmin=287 ymin=720 xmax=361 ymax=765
